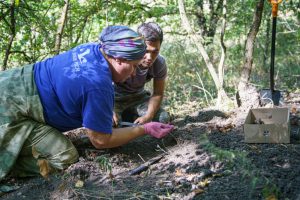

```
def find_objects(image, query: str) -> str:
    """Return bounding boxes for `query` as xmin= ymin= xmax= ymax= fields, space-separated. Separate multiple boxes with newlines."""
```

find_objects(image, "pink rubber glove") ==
xmin=144 ymin=122 xmax=174 ymax=139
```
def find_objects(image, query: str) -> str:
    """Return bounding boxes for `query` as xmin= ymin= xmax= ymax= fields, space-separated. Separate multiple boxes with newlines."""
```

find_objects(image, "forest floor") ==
xmin=1 ymin=93 xmax=300 ymax=200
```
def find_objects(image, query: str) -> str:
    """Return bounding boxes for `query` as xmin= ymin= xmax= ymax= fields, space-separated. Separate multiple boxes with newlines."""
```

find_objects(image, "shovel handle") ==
xmin=268 ymin=0 xmax=283 ymax=17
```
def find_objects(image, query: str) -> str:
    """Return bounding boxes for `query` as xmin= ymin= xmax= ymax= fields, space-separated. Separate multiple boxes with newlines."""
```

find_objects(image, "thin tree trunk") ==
xmin=218 ymin=0 xmax=227 ymax=87
xmin=178 ymin=0 xmax=220 ymax=90
xmin=195 ymin=0 xmax=223 ymax=42
xmin=238 ymin=0 xmax=264 ymax=89
xmin=54 ymin=0 xmax=69 ymax=55
xmin=74 ymin=15 xmax=89 ymax=44
xmin=216 ymin=0 xmax=227 ymax=106
xmin=1 ymin=0 xmax=15 ymax=71
xmin=178 ymin=0 xmax=231 ymax=107
xmin=237 ymin=0 xmax=265 ymax=107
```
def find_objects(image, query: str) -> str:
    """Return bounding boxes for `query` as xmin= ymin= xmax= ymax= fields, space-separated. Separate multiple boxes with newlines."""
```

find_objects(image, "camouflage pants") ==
xmin=114 ymin=90 xmax=170 ymax=123
xmin=0 ymin=64 xmax=78 ymax=181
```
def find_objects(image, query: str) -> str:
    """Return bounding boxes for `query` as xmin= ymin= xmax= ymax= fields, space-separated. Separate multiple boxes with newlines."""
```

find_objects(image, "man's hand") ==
xmin=113 ymin=112 xmax=119 ymax=127
xmin=134 ymin=114 xmax=153 ymax=124
xmin=144 ymin=122 xmax=174 ymax=138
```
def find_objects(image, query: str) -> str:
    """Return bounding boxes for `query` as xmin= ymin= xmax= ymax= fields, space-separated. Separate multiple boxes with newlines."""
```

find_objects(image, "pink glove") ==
xmin=144 ymin=122 xmax=174 ymax=139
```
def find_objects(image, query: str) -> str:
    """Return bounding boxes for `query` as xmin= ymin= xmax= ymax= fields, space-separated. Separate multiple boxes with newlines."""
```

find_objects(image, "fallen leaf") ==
xmin=265 ymin=194 xmax=277 ymax=200
xmin=175 ymin=168 xmax=183 ymax=176
xmin=193 ymin=188 xmax=205 ymax=195
xmin=198 ymin=178 xmax=210 ymax=187
xmin=37 ymin=159 xmax=51 ymax=180
xmin=291 ymin=105 xmax=297 ymax=114
xmin=75 ymin=180 xmax=84 ymax=188
xmin=217 ymin=124 xmax=234 ymax=133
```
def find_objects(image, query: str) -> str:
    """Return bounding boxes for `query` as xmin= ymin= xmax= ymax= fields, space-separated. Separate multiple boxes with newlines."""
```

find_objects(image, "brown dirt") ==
xmin=1 ymin=94 xmax=300 ymax=200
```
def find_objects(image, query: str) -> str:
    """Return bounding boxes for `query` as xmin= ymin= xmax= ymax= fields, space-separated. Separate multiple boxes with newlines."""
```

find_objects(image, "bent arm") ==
xmin=147 ymin=79 xmax=165 ymax=119
xmin=86 ymin=126 xmax=145 ymax=149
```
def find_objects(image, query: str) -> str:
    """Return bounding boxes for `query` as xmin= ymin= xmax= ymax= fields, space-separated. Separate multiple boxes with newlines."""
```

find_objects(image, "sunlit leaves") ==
xmin=1 ymin=0 xmax=298 ymax=96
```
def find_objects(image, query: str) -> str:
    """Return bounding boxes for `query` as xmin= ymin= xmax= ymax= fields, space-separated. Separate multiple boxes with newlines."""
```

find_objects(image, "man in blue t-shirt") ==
xmin=114 ymin=22 xmax=170 ymax=126
xmin=0 ymin=26 xmax=174 ymax=180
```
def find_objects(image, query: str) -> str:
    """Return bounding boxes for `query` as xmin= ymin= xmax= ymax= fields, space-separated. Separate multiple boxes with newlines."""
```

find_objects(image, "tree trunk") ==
xmin=74 ymin=15 xmax=89 ymax=44
xmin=178 ymin=0 xmax=231 ymax=108
xmin=1 ymin=0 xmax=15 ymax=71
xmin=195 ymin=0 xmax=223 ymax=43
xmin=54 ymin=0 xmax=69 ymax=55
xmin=237 ymin=0 xmax=265 ymax=108
xmin=216 ymin=0 xmax=227 ymax=106
xmin=218 ymin=0 xmax=227 ymax=89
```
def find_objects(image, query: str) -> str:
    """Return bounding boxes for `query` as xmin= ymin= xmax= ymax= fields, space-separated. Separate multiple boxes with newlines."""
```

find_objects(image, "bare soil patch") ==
xmin=1 ymin=94 xmax=300 ymax=200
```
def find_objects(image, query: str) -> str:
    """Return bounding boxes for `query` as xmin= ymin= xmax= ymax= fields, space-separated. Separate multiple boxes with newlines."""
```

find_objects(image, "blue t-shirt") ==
xmin=34 ymin=43 xmax=114 ymax=133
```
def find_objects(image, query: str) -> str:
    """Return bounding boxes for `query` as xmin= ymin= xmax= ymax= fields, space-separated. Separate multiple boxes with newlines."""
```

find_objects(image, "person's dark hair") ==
xmin=137 ymin=22 xmax=163 ymax=44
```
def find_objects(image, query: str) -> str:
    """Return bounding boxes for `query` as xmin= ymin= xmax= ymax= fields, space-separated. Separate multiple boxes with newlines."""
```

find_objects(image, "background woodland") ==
xmin=0 ymin=0 xmax=299 ymax=115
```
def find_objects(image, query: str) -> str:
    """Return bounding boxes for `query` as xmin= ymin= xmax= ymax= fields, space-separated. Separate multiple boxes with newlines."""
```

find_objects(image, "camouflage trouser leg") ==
xmin=0 ymin=65 xmax=78 ymax=181
xmin=136 ymin=101 xmax=170 ymax=123
xmin=114 ymin=90 xmax=170 ymax=123
xmin=11 ymin=122 xmax=79 ymax=177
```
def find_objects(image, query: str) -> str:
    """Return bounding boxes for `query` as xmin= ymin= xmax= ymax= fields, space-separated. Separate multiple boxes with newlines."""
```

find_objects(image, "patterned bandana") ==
xmin=99 ymin=26 xmax=146 ymax=60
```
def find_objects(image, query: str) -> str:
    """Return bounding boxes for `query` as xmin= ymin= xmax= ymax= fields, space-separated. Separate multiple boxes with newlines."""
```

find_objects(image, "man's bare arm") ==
xmin=86 ymin=126 xmax=145 ymax=149
xmin=134 ymin=79 xmax=165 ymax=124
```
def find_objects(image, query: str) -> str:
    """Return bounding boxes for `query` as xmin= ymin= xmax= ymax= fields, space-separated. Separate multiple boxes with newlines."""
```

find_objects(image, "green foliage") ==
xmin=95 ymin=155 xmax=112 ymax=173
xmin=262 ymin=183 xmax=280 ymax=199
xmin=0 ymin=0 xmax=157 ymax=67
xmin=248 ymin=1 xmax=300 ymax=91
xmin=1 ymin=0 xmax=299 ymax=113
xmin=160 ymin=40 xmax=216 ymax=116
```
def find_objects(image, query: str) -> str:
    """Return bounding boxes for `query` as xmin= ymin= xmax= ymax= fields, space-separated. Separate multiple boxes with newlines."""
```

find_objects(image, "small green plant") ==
xmin=95 ymin=155 xmax=112 ymax=173
xmin=262 ymin=184 xmax=280 ymax=199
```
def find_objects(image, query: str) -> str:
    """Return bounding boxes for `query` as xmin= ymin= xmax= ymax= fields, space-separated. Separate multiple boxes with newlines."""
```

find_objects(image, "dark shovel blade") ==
xmin=259 ymin=89 xmax=281 ymax=106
